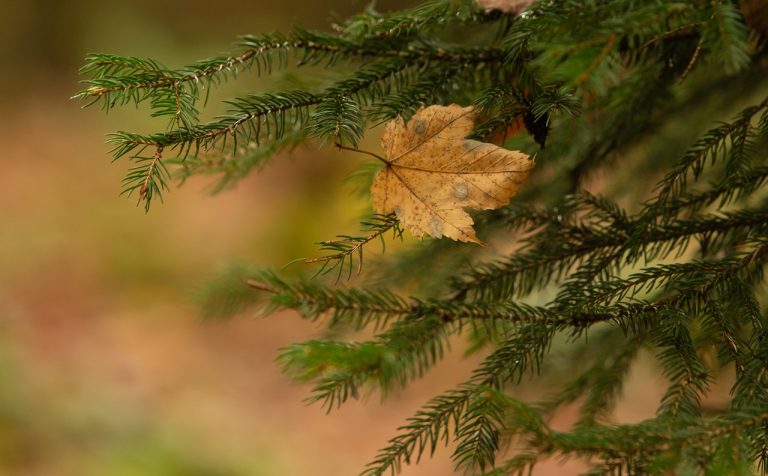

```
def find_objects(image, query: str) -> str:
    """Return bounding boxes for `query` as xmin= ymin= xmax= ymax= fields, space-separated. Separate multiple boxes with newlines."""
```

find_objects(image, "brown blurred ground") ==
xmin=0 ymin=1 xmax=709 ymax=475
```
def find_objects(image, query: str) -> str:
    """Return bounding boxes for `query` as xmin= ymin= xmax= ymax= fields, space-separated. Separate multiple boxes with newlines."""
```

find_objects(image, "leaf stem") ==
xmin=335 ymin=142 xmax=389 ymax=164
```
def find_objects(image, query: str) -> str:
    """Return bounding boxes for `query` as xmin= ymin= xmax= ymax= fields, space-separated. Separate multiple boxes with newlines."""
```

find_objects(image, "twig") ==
xmin=140 ymin=145 xmax=164 ymax=201
xmin=678 ymin=36 xmax=704 ymax=84
xmin=335 ymin=142 xmax=390 ymax=164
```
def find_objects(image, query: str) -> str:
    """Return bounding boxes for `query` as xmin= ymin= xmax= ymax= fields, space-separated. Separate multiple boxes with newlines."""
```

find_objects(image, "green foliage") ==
xmin=80 ymin=0 xmax=768 ymax=474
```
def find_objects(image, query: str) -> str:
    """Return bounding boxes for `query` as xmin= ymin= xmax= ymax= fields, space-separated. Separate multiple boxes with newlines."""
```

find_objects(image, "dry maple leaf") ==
xmin=371 ymin=104 xmax=535 ymax=244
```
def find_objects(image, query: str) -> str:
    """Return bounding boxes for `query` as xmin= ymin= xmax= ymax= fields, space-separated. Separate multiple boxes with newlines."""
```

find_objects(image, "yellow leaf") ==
xmin=371 ymin=104 xmax=535 ymax=244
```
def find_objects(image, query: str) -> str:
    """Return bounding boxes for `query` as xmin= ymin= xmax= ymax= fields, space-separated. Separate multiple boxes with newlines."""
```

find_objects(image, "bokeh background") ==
xmin=0 ymin=1 xmax=719 ymax=475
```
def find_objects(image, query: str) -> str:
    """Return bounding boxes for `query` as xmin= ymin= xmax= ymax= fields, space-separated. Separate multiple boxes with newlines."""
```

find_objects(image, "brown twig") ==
xmin=245 ymin=279 xmax=280 ymax=293
xmin=139 ymin=145 xmax=164 ymax=201
xmin=678 ymin=36 xmax=704 ymax=84
xmin=335 ymin=142 xmax=390 ymax=164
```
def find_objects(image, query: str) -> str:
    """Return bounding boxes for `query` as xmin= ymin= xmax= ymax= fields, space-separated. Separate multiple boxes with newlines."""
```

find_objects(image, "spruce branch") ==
xmin=120 ymin=145 xmax=169 ymax=212
xmin=654 ymin=308 xmax=711 ymax=417
xmin=171 ymin=128 xmax=306 ymax=193
xmin=76 ymin=31 xmax=505 ymax=108
xmin=338 ymin=0 xmax=493 ymax=41
xmin=245 ymin=270 xmax=410 ymax=331
xmin=282 ymin=314 xmax=455 ymax=411
xmin=363 ymin=323 xmax=554 ymax=476
xmin=521 ymin=409 xmax=768 ymax=470
xmin=451 ymin=387 xmax=510 ymax=472
xmin=303 ymin=214 xmax=403 ymax=280
xmin=453 ymin=203 xmax=768 ymax=302
xmin=108 ymin=90 xmax=321 ymax=156
xmin=79 ymin=1 xmax=768 ymax=473
xmin=704 ymin=0 xmax=751 ymax=73
xmin=556 ymin=257 xmax=754 ymax=309
xmin=654 ymin=165 xmax=768 ymax=218
xmin=649 ymin=95 xmax=768 ymax=209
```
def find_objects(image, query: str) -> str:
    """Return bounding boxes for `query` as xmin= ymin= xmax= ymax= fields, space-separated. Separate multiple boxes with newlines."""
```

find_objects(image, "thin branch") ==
xmin=139 ymin=145 xmax=163 ymax=201
xmin=335 ymin=142 xmax=389 ymax=164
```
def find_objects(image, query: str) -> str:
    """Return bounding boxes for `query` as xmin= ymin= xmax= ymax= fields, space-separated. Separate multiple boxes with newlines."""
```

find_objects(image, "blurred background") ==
xmin=0 ymin=1 xmax=705 ymax=475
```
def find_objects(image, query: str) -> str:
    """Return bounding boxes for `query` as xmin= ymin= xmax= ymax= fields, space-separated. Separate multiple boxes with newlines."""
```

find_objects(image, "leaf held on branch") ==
xmin=371 ymin=104 xmax=535 ymax=244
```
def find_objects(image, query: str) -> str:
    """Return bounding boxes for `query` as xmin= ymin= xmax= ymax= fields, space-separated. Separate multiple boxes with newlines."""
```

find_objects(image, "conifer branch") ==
xmin=76 ymin=33 xmax=505 ymax=107
xmin=363 ymin=323 xmax=554 ymax=475
xmin=80 ymin=1 xmax=768 ymax=473
xmin=120 ymin=144 xmax=170 ymax=211
xmin=338 ymin=0 xmax=493 ymax=41
xmin=109 ymin=91 xmax=321 ymax=154
xmin=650 ymin=96 xmax=768 ymax=207
xmin=303 ymin=214 xmax=403 ymax=279
xmin=172 ymin=129 xmax=305 ymax=193
xmin=454 ymin=205 xmax=768 ymax=302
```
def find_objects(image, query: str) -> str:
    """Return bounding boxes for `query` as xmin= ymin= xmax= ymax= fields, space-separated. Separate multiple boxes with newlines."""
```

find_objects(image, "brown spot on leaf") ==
xmin=411 ymin=119 xmax=427 ymax=135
